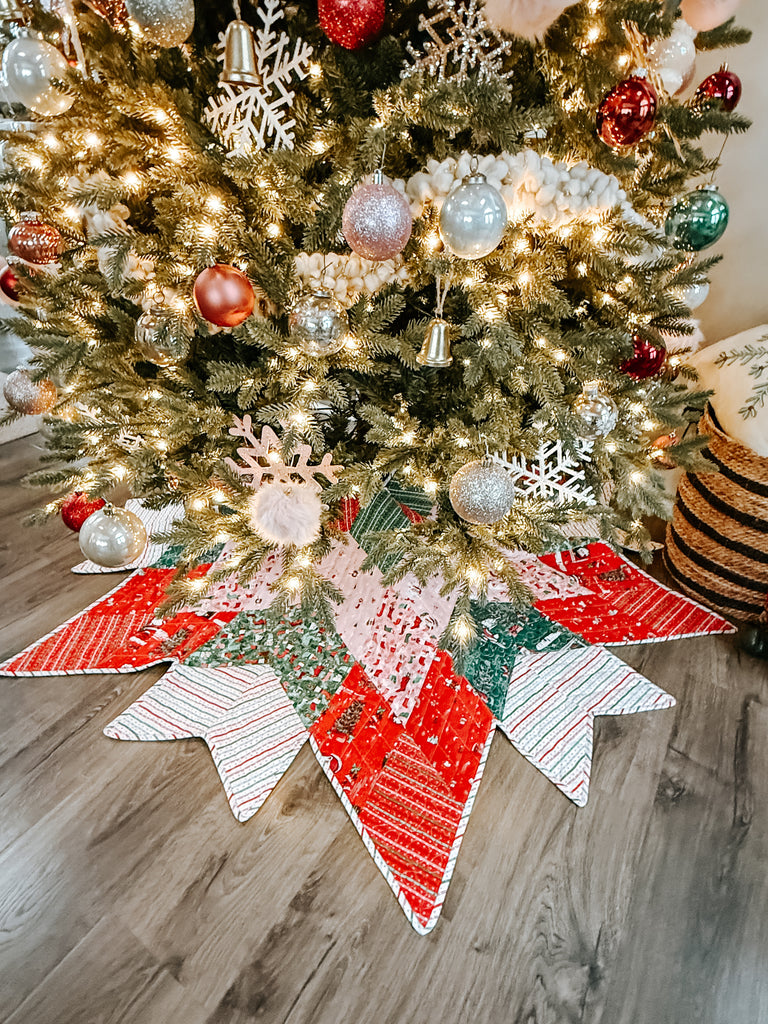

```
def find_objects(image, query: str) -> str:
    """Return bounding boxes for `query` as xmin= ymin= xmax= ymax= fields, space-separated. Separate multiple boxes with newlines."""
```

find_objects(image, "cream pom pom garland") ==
xmin=294 ymin=251 xmax=411 ymax=306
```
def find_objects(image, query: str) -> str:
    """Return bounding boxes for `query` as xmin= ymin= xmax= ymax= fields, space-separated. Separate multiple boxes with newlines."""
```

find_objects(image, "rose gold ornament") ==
xmin=8 ymin=212 xmax=62 ymax=265
xmin=193 ymin=264 xmax=255 ymax=327
xmin=342 ymin=170 xmax=412 ymax=261
xmin=3 ymin=368 xmax=57 ymax=414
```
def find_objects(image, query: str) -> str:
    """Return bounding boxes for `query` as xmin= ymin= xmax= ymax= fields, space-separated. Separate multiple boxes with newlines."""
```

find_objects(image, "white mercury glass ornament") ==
xmin=125 ymin=0 xmax=195 ymax=47
xmin=78 ymin=506 xmax=148 ymax=568
xmin=2 ymin=36 xmax=74 ymax=116
xmin=573 ymin=383 xmax=619 ymax=439
xmin=439 ymin=161 xmax=508 ymax=259
xmin=647 ymin=20 xmax=697 ymax=96
xmin=289 ymin=291 xmax=348 ymax=357
xmin=449 ymin=458 xmax=516 ymax=526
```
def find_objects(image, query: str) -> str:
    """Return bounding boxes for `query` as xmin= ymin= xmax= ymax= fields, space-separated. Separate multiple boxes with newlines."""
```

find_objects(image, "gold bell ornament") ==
xmin=220 ymin=4 xmax=261 ymax=87
xmin=417 ymin=276 xmax=453 ymax=368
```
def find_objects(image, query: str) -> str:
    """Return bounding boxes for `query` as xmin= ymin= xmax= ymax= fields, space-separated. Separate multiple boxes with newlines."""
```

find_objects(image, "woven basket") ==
xmin=664 ymin=405 xmax=768 ymax=622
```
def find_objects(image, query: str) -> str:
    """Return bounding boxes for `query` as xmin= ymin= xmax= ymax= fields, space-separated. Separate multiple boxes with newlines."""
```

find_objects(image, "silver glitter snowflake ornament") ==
xmin=404 ymin=0 xmax=515 ymax=83
xmin=205 ymin=0 xmax=313 ymax=154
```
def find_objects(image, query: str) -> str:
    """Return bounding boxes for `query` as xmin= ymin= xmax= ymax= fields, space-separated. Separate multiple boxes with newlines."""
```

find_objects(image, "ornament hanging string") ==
xmin=434 ymin=274 xmax=450 ymax=318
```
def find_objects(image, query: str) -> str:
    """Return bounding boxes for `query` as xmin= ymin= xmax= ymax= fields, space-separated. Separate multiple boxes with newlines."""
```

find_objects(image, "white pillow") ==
xmin=690 ymin=325 xmax=768 ymax=457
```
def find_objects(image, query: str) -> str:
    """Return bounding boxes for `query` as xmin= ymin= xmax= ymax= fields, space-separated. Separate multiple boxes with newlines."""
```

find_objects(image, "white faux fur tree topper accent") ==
xmin=247 ymin=482 xmax=323 ymax=548
xmin=482 ymin=0 xmax=576 ymax=40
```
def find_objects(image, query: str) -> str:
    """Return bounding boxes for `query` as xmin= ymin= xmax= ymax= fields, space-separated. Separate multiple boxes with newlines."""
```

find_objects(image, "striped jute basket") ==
xmin=664 ymin=405 xmax=768 ymax=622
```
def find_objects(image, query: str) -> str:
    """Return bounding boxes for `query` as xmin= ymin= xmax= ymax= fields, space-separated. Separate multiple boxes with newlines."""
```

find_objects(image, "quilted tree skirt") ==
xmin=0 ymin=490 xmax=734 ymax=934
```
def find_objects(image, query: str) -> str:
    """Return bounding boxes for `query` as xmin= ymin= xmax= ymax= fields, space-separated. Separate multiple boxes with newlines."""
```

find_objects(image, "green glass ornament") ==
xmin=665 ymin=185 xmax=729 ymax=252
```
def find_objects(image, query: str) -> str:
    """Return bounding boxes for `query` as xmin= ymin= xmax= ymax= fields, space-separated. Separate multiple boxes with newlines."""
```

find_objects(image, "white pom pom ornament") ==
xmin=482 ymin=0 xmax=576 ymax=40
xmin=246 ymin=481 xmax=323 ymax=548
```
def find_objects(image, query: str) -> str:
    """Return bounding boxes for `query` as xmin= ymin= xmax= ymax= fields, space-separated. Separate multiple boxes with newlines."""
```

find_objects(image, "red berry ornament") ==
xmin=621 ymin=336 xmax=667 ymax=379
xmin=193 ymin=264 xmax=255 ymax=328
xmin=597 ymin=75 xmax=658 ymax=148
xmin=61 ymin=491 xmax=107 ymax=532
xmin=695 ymin=66 xmax=742 ymax=112
xmin=318 ymin=0 xmax=385 ymax=50
xmin=8 ymin=212 xmax=62 ymax=265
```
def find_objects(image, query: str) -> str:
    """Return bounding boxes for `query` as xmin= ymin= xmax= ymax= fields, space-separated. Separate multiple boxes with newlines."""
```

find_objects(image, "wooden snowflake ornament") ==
xmin=225 ymin=416 xmax=342 ymax=547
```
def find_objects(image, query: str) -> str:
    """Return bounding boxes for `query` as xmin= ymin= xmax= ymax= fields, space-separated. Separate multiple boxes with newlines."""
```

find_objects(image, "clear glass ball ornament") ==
xmin=439 ymin=169 xmax=508 ymax=259
xmin=1 ymin=36 xmax=74 ymax=116
xmin=449 ymin=458 xmax=516 ymax=526
xmin=289 ymin=291 xmax=348 ymax=357
xmin=135 ymin=307 xmax=183 ymax=366
xmin=573 ymin=383 xmax=619 ymax=439
xmin=78 ymin=506 xmax=148 ymax=568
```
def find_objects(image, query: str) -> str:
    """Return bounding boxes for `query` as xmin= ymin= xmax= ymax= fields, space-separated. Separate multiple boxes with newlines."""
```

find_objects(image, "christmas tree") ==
xmin=0 ymin=0 xmax=751 ymax=643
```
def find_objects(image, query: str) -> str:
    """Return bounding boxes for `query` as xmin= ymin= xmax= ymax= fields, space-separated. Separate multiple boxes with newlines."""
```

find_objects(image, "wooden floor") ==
xmin=1 ymin=434 xmax=767 ymax=1024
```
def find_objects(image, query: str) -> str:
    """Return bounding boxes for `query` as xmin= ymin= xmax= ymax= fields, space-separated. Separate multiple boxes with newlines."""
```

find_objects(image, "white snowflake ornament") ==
xmin=404 ymin=0 xmax=515 ymax=83
xmin=495 ymin=439 xmax=595 ymax=504
xmin=205 ymin=0 xmax=313 ymax=154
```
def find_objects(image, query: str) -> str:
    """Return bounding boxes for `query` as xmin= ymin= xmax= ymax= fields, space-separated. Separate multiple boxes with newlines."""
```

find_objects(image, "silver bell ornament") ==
xmin=1 ymin=35 xmax=74 ymax=117
xmin=439 ymin=159 xmax=508 ymax=259
xmin=289 ymin=291 xmax=348 ymax=357
xmin=573 ymin=383 xmax=619 ymax=439
xmin=220 ymin=18 xmax=261 ymax=86
xmin=134 ymin=305 xmax=185 ymax=366
xmin=78 ymin=505 xmax=148 ymax=568
xmin=124 ymin=0 xmax=195 ymax=47
xmin=449 ymin=458 xmax=516 ymax=526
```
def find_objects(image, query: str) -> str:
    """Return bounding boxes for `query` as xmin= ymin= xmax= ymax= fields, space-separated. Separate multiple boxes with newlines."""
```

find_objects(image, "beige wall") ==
xmin=696 ymin=0 xmax=768 ymax=344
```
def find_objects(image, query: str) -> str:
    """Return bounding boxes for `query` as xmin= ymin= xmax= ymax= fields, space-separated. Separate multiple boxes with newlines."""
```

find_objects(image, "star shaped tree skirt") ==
xmin=1 ymin=498 xmax=734 ymax=933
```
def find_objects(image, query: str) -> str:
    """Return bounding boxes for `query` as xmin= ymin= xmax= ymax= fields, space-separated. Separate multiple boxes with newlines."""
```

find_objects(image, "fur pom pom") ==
xmin=482 ymin=0 xmax=576 ymax=40
xmin=247 ymin=481 xmax=323 ymax=547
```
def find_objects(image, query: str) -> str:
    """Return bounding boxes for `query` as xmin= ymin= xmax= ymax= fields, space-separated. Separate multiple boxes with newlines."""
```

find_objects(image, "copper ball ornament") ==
xmin=620 ymin=336 xmax=667 ymax=379
xmin=193 ymin=264 xmax=255 ymax=328
xmin=3 ymin=369 xmax=57 ymax=414
xmin=61 ymin=491 xmax=107 ymax=532
xmin=597 ymin=75 xmax=658 ymax=148
xmin=318 ymin=0 xmax=385 ymax=50
xmin=8 ymin=212 xmax=62 ymax=265
xmin=695 ymin=66 xmax=742 ymax=112
xmin=342 ymin=172 xmax=412 ymax=261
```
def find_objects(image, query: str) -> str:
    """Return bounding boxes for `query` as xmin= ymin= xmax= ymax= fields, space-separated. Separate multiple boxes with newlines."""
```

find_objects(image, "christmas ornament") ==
xmin=647 ymin=20 xmax=697 ymax=96
xmin=289 ymin=291 xmax=348 ymax=357
xmin=597 ymin=74 xmax=658 ymax=148
xmin=8 ymin=212 xmax=62 ymax=265
xmin=60 ymin=491 xmax=106 ymax=532
xmin=0 ymin=264 xmax=20 ymax=304
xmin=676 ymin=281 xmax=709 ymax=309
xmin=695 ymin=65 xmax=742 ymax=112
xmin=503 ymin=439 xmax=594 ymax=504
xmin=225 ymin=417 xmax=342 ymax=547
xmin=318 ymin=0 xmax=384 ymax=50
xmin=439 ymin=161 xmax=508 ymax=259
xmin=680 ymin=0 xmax=742 ymax=34
xmin=1 ymin=35 xmax=74 ymax=116
xmin=2 ymin=369 xmax=57 ymax=414
xmin=405 ymin=0 xmax=514 ymax=82
xmin=737 ymin=623 xmax=768 ymax=660
xmin=665 ymin=185 xmax=729 ymax=251
xmin=621 ymin=336 xmax=667 ymax=379
xmin=417 ymin=276 xmax=452 ymax=367
xmin=205 ymin=0 xmax=313 ymax=154
xmin=342 ymin=170 xmax=413 ymax=262
xmin=78 ymin=506 xmax=148 ymax=568
xmin=220 ymin=18 xmax=261 ymax=86
xmin=193 ymin=265 xmax=255 ymax=328
xmin=449 ymin=458 xmax=516 ymax=525
xmin=0 ymin=0 xmax=26 ymax=26
xmin=86 ymin=0 xmax=129 ymax=26
xmin=124 ymin=0 xmax=194 ymax=47
xmin=482 ymin=0 xmax=576 ymax=40
xmin=134 ymin=305 xmax=184 ymax=365
xmin=573 ymin=383 xmax=618 ymax=439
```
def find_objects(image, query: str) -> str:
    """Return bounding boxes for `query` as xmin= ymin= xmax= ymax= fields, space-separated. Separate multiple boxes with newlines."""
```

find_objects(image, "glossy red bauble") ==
xmin=61 ymin=491 xmax=107 ymax=532
xmin=8 ymin=212 xmax=62 ymax=265
xmin=0 ymin=264 xmax=20 ymax=303
xmin=318 ymin=0 xmax=385 ymax=50
xmin=597 ymin=75 xmax=658 ymax=148
xmin=193 ymin=264 xmax=255 ymax=328
xmin=621 ymin=336 xmax=667 ymax=379
xmin=695 ymin=66 xmax=742 ymax=112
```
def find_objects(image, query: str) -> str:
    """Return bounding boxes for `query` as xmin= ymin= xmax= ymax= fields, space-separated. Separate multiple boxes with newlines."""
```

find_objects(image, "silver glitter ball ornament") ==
xmin=135 ymin=307 xmax=184 ymax=366
xmin=449 ymin=458 xmax=516 ymax=526
xmin=439 ymin=170 xmax=508 ymax=259
xmin=124 ymin=0 xmax=194 ymax=47
xmin=289 ymin=291 xmax=348 ymax=357
xmin=3 ymin=368 xmax=57 ymax=414
xmin=573 ymin=383 xmax=619 ymax=439
xmin=78 ymin=506 xmax=148 ymax=568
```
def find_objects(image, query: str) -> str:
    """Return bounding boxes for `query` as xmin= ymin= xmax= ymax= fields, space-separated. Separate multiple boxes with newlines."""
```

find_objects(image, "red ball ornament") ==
xmin=597 ymin=75 xmax=658 ymax=148
xmin=8 ymin=212 xmax=63 ymax=265
xmin=193 ymin=264 xmax=255 ymax=328
xmin=695 ymin=65 xmax=742 ymax=112
xmin=318 ymin=0 xmax=385 ymax=50
xmin=0 ymin=264 xmax=20 ymax=303
xmin=621 ymin=336 xmax=667 ymax=379
xmin=61 ymin=491 xmax=107 ymax=532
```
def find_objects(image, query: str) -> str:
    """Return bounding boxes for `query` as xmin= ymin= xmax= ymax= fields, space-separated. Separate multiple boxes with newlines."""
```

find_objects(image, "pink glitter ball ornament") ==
xmin=341 ymin=171 xmax=413 ymax=261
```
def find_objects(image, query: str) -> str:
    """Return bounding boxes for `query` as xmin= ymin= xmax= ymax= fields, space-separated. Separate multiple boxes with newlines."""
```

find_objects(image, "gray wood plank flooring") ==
xmin=1 ymin=434 xmax=766 ymax=1024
